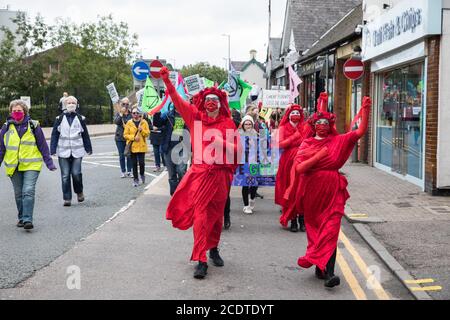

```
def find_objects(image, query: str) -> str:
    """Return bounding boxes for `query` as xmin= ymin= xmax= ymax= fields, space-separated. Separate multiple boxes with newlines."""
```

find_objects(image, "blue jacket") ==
xmin=152 ymin=107 xmax=188 ymax=154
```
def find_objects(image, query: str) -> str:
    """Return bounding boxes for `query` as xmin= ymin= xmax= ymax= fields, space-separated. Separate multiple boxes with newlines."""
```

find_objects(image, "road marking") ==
xmin=348 ymin=214 xmax=368 ymax=218
xmin=95 ymin=199 xmax=136 ymax=231
xmin=339 ymin=231 xmax=391 ymax=300
xmin=336 ymin=249 xmax=367 ymax=300
xmin=410 ymin=286 xmax=442 ymax=292
xmin=83 ymin=161 xmax=158 ymax=177
xmin=145 ymin=171 xmax=168 ymax=190
xmin=405 ymin=279 xmax=435 ymax=284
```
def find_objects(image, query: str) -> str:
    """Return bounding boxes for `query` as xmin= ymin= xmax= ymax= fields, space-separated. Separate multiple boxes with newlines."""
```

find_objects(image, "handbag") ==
xmin=124 ymin=123 xmax=140 ymax=157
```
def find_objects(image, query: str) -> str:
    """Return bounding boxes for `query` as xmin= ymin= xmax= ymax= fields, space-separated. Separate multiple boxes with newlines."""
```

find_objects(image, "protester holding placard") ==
xmin=274 ymin=104 xmax=310 ymax=233
xmin=114 ymin=98 xmax=133 ymax=178
xmin=239 ymin=115 xmax=259 ymax=214
xmin=160 ymin=66 xmax=241 ymax=280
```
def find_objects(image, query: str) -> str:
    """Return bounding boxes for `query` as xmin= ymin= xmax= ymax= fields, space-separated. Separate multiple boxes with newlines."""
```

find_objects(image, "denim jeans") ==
xmin=59 ymin=156 xmax=83 ymax=201
xmin=10 ymin=170 xmax=40 ymax=223
xmin=153 ymin=144 xmax=164 ymax=168
xmin=163 ymin=148 xmax=187 ymax=196
xmin=116 ymin=140 xmax=132 ymax=173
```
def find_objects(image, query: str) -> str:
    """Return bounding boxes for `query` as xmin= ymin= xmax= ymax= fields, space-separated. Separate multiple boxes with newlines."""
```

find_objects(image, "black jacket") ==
xmin=114 ymin=113 xmax=132 ymax=142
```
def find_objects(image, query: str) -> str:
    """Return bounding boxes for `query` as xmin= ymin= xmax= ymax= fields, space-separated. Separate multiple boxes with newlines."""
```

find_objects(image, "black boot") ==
xmin=209 ymin=248 xmax=224 ymax=267
xmin=324 ymin=250 xmax=340 ymax=288
xmin=290 ymin=219 xmax=298 ymax=232
xmin=298 ymin=215 xmax=306 ymax=232
xmin=315 ymin=266 xmax=326 ymax=280
xmin=224 ymin=218 xmax=231 ymax=230
xmin=194 ymin=262 xmax=208 ymax=279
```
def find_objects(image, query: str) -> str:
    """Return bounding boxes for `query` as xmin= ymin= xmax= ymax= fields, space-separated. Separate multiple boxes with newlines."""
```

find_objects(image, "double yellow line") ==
xmin=336 ymin=231 xmax=391 ymax=300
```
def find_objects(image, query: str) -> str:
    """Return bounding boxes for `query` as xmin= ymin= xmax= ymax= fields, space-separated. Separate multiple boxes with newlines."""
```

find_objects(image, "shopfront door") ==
xmin=377 ymin=62 xmax=424 ymax=180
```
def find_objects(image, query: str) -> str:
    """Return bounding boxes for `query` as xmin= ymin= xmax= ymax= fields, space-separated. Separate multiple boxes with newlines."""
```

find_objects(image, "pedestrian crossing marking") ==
xmin=410 ymin=286 xmax=442 ymax=292
xmin=404 ymin=279 xmax=434 ymax=284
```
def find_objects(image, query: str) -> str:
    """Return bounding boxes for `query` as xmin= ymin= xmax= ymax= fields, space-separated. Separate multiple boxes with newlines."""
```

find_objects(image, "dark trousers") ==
xmin=163 ymin=149 xmax=187 ymax=196
xmin=224 ymin=195 xmax=231 ymax=224
xmin=153 ymin=144 xmax=165 ymax=168
xmin=242 ymin=186 xmax=257 ymax=206
xmin=59 ymin=156 xmax=83 ymax=201
xmin=131 ymin=152 xmax=145 ymax=180
xmin=116 ymin=140 xmax=132 ymax=173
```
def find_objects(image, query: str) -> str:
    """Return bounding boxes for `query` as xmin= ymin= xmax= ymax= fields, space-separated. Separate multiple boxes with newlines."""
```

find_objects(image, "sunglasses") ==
xmin=132 ymin=112 xmax=141 ymax=115
xmin=205 ymin=97 xmax=219 ymax=102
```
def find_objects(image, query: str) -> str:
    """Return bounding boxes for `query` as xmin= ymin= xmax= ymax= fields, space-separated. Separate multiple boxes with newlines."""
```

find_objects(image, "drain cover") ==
xmin=424 ymin=206 xmax=450 ymax=215
xmin=393 ymin=202 xmax=413 ymax=208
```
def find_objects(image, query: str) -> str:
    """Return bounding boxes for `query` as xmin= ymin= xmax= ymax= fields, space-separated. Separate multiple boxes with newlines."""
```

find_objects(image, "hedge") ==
xmin=0 ymin=105 xmax=113 ymax=127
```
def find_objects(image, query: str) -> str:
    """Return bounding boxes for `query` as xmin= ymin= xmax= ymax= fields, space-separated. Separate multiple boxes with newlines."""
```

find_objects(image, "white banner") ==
xmin=262 ymin=90 xmax=291 ymax=108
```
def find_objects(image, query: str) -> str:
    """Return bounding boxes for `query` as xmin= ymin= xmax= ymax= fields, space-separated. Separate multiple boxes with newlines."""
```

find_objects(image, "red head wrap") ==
xmin=193 ymin=87 xmax=231 ymax=118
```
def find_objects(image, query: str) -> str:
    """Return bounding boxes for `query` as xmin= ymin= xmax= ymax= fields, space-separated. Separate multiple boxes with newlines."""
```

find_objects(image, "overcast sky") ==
xmin=3 ymin=0 xmax=287 ymax=68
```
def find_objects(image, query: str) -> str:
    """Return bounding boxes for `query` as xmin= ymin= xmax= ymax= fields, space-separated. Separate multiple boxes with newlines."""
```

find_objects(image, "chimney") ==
xmin=250 ymin=50 xmax=257 ymax=60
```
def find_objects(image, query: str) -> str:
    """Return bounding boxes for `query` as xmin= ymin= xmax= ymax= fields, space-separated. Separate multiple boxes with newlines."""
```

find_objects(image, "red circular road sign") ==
xmin=150 ymin=60 xmax=164 ymax=79
xmin=343 ymin=58 xmax=365 ymax=80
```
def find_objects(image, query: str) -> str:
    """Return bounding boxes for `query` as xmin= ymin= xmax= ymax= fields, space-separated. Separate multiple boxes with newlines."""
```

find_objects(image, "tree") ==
xmin=180 ymin=62 xmax=227 ymax=84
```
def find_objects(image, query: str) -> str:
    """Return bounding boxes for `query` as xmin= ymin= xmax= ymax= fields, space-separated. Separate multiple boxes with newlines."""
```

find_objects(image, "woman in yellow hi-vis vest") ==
xmin=0 ymin=100 xmax=56 ymax=230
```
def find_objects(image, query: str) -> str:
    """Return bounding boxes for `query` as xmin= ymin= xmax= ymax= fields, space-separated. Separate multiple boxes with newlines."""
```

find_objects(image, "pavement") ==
xmin=342 ymin=163 xmax=450 ymax=300
xmin=0 ymin=164 xmax=413 ymax=300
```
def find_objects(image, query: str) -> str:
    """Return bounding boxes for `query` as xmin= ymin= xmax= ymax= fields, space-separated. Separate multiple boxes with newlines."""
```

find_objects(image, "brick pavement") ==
xmin=343 ymin=163 xmax=450 ymax=223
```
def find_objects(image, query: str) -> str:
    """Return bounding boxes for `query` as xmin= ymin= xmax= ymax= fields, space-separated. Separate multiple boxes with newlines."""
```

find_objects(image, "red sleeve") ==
xmin=163 ymin=78 xmax=196 ymax=129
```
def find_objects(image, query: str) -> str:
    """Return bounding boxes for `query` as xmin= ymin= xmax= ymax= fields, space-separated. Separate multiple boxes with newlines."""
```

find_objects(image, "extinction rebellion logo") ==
xmin=372 ymin=8 xmax=423 ymax=47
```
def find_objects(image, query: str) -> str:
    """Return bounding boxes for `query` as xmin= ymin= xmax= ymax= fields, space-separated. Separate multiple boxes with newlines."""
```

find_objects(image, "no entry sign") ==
xmin=150 ymin=60 xmax=164 ymax=79
xmin=343 ymin=58 xmax=364 ymax=81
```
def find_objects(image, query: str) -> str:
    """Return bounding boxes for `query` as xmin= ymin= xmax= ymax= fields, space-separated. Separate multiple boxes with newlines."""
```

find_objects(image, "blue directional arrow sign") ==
xmin=132 ymin=61 xmax=150 ymax=81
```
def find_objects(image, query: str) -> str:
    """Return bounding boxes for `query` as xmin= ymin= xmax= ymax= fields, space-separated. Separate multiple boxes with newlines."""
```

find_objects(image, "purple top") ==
xmin=0 ymin=116 xmax=56 ymax=170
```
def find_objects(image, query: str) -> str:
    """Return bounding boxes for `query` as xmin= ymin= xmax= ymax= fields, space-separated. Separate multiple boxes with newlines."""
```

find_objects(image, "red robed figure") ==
xmin=160 ymin=67 xmax=240 ymax=263
xmin=281 ymin=93 xmax=372 ymax=272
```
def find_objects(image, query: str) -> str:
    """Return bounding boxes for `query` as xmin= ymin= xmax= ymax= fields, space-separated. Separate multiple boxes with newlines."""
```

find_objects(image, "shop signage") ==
xmin=362 ymin=0 xmax=442 ymax=61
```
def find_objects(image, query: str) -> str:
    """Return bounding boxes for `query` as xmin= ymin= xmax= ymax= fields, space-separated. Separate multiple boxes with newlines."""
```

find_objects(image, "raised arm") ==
xmin=355 ymin=96 xmax=372 ymax=139
xmin=160 ymin=67 xmax=196 ymax=128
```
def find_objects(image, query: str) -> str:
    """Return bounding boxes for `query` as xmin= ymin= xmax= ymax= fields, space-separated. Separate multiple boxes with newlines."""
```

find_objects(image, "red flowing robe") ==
xmin=282 ymin=131 xmax=359 ymax=271
xmin=274 ymin=111 xmax=309 ymax=211
xmin=165 ymin=87 xmax=240 ymax=263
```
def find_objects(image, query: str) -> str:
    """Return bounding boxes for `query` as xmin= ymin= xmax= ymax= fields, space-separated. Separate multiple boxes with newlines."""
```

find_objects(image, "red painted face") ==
xmin=205 ymin=95 xmax=220 ymax=113
xmin=315 ymin=119 xmax=330 ymax=137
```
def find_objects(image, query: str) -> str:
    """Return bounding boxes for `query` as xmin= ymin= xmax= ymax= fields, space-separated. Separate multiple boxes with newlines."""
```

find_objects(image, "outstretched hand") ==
xmin=362 ymin=96 xmax=372 ymax=110
xmin=160 ymin=66 xmax=170 ymax=82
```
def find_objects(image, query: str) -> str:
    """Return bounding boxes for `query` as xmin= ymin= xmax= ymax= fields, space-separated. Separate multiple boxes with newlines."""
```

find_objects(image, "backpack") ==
xmin=2 ymin=119 xmax=40 ymax=136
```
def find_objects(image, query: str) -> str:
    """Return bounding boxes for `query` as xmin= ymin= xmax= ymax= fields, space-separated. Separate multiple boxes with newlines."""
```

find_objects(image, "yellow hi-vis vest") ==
xmin=3 ymin=121 xmax=43 ymax=177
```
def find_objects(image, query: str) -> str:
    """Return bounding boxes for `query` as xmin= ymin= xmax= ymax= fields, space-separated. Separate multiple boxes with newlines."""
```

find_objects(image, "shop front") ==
xmin=362 ymin=0 xmax=442 ymax=189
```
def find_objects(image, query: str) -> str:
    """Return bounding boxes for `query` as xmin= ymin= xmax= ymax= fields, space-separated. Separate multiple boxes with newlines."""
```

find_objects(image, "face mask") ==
xmin=11 ymin=111 xmax=25 ymax=122
xmin=66 ymin=103 xmax=77 ymax=113
xmin=205 ymin=100 xmax=219 ymax=113
xmin=290 ymin=115 xmax=302 ymax=123
xmin=316 ymin=124 xmax=330 ymax=138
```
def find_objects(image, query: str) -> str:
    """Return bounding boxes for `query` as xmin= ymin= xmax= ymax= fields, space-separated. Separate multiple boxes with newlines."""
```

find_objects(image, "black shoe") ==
xmin=224 ymin=220 xmax=231 ymax=230
xmin=193 ymin=262 xmax=208 ymax=279
xmin=298 ymin=216 xmax=306 ymax=232
xmin=209 ymin=248 xmax=224 ymax=267
xmin=17 ymin=220 xmax=24 ymax=228
xmin=315 ymin=266 xmax=326 ymax=280
xmin=324 ymin=275 xmax=341 ymax=288
xmin=255 ymin=192 xmax=264 ymax=199
xmin=290 ymin=219 xmax=298 ymax=233
xmin=23 ymin=222 xmax=34 ymax=230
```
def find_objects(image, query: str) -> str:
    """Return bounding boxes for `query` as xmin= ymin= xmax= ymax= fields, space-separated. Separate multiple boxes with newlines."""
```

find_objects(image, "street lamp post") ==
xmin=222 ymin=34 xmax=231 ymax=71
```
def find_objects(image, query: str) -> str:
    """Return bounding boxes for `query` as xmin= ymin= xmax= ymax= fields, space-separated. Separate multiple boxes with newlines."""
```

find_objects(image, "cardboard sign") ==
xmin=106 ymin=83 xmax=120 ymax=104
xmin=20 ymin=96 xmax=31 ymax=109
xmin=262 ymin=90 xmax=291 ymax=108
xmin=169 ymin=71 xmax=178 ymax=87
xmin=184 ymin=74 xmax=204 ymax=95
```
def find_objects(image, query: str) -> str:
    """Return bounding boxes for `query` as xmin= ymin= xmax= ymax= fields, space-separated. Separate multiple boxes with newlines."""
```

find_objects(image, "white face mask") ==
xmin=66 ymin=103 xmax=77 ymax=113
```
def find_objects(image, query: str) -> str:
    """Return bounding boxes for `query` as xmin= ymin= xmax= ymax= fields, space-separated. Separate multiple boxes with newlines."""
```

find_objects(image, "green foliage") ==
xmin=0 ymin=105 xmax=112 ymax=127
xmin=0 ymin=13 xmax=139 ymax=121
xmin=180 ymin=62 xmax=227 ymax=85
